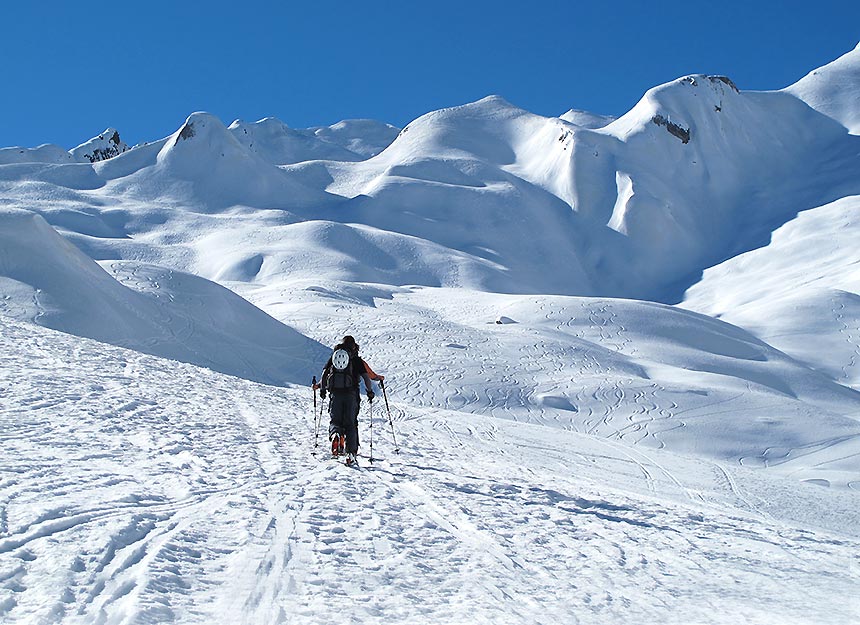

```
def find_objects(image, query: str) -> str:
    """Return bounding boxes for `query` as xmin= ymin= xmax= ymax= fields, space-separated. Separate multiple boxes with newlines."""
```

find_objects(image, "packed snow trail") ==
xmin=2 ymin=317 xmax=859 ymax=625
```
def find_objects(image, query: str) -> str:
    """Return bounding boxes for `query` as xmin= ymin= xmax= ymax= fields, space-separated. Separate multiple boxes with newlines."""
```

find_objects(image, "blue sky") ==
xmin=2 ymin=1 xmax=858 ymax=148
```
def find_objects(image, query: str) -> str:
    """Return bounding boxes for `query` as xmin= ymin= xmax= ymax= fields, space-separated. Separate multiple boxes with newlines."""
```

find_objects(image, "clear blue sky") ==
xmin=2 ymin=1 xmax=859 ymax=148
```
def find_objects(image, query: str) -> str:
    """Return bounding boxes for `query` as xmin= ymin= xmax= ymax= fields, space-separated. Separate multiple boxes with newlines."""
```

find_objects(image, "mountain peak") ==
xmin=70 ymin=128 xmax=130 ymax=162
xmin=170 ymin=112 xmax=228 ymax=146
xmin=603 ymin=72 xmax=743 ymax=145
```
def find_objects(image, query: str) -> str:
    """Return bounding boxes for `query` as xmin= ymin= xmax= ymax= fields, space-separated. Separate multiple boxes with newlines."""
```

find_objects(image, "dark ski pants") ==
xmin=353 ymin=393 xmax=362 ymax=447
xmin=328 ymin=392 xmax=359 ymax=454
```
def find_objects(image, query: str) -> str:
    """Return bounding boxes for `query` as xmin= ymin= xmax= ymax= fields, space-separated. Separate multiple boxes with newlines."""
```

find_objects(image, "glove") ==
xmin=319 ymin=389 xmax=326 ymax=399
xmin=367 ymin=390 xmax=375 ymax=402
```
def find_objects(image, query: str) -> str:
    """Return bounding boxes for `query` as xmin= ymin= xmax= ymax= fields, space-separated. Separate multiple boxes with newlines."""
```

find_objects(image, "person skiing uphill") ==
xmin=319 ymin=335 xmax=375 ymax=465
xmin=320 ymin=335 xmax=385 ymax=430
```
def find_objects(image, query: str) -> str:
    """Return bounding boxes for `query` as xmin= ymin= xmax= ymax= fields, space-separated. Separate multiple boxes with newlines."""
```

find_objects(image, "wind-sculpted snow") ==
xmin=229 ymin=117 xmax=400 ymax=165
xmin=3 ymin=48 xmax=860 ymax=301
xmin=0 ymin=144 xmax=79 ymax=165
xmin=683 ymin=195 xmax=860 ymax=389
xmin=305 ymin=118 xmax=400 ymax=158
xmin=0 ymin=208 xmax=326 ymax=385
xmin=787 ymin=43 xmax=860 ymax=134
xmin=93 ymin=112 xmax=339 ymax=211
xmin=559 ymin=108 xmax=616 ymax=128
xmin=1 ymin=316 xmax=859 ymax=624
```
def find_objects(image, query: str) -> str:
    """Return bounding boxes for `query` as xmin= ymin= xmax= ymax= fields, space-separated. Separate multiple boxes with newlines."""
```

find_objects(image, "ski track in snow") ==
xmin=269 ymin=285 xmax=860 ymax=485
xmin=2 ymin=316 xmax=860 ymax=625
xmin=834 ymin=294 xmax=860 ymax=384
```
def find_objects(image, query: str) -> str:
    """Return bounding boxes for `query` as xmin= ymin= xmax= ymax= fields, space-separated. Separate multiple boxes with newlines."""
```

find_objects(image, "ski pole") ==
xmin=380 ymin=380 xmax=399 ymax=454
xmin=368 ymin=395 xmax=374 ymax=463
xmin=312 ymin=376 xmax=319 ymax=453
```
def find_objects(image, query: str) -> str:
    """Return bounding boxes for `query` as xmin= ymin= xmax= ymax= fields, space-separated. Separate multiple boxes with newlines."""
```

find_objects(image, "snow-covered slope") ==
xmin=5 ymin=199 xmax=857 ymax=483
xmin=787 ymin=42 xmax=860 ymax=134
xmin=243 ymin=281 xmax=860 ymax=486
xmin=683 ymin=195 xmax=860 ymax=389
xmin=2 ymin=314 xmax=859 ymax=625
xmin=0 ymin=208 xmax=324 ymax=384
xmin=229 ymin=117 xmax=400 ymax=165
xmin=559 ymin=108 xmax=616 ymax=128
xmin=0 ymin=144 xmax=79 ymax=165
xmin=304 ymin=118 xmax=400 ymax=158
xmin=279 ymin=76 xmax=859 ymax=300
xmin=283 ymin=96 xmax=607 ymax=294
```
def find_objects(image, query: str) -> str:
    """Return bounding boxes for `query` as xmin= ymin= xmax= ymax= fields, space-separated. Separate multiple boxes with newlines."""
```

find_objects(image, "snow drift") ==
xmin=787 ymin=42 xmax=860 ymax=134
xmin=0 ymin=208 xmax=325 ymax=384
xmin=683 ymin=194 xmax=860 ymax=389
xmin=229 ymin=116 xmax=399 ymax=165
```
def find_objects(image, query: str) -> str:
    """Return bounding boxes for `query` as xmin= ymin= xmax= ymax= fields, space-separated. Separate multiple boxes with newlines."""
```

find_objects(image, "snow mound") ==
xmin=787 ymin=43 xmax=860 ymax=134
xmin=229 ymin=117 xmax=363 ymax=165
xmin=194 ymin=219 xmax=511 ymax=290
xmin=0 ymin=144 xmax=79 ymax=165
xmin=229 ymin=117 xmax=399 ymax=165
xmin=70 ymin=128 xmax=130 ymax=162
xmin=0 ymin=208 xmax=324 ymax=384
xmin=306 ymin=118 xmax=400 ymax=158
xmin=683 ymin=195 xmax=860 ymax=388
xmin=559 ymin=108 xmax=616 ymax=128
xmin=381 ymin=95 xmax=542 ymax=164
xmin=95 ymin=112 xmax=338 ymax=210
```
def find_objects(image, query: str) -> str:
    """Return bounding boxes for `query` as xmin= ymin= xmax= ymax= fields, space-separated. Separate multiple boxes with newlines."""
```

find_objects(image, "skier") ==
xmin=319 ymin=335 xmax=376 ymax=465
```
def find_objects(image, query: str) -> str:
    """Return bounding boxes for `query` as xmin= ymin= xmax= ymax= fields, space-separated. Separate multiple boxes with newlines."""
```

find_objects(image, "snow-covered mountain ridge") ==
xmin=4 ymin=47 xmax=859 ymax=300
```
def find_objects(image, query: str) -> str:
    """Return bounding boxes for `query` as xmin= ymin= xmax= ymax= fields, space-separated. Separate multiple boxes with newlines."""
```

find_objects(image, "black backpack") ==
xmin=326 ymin=348 xmax=355 ymax=392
